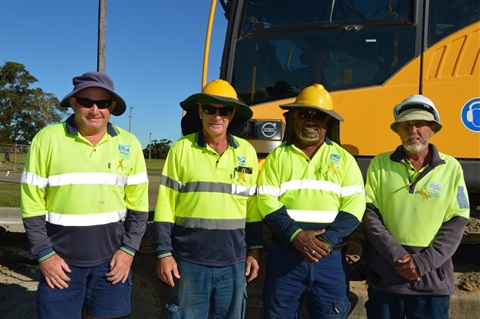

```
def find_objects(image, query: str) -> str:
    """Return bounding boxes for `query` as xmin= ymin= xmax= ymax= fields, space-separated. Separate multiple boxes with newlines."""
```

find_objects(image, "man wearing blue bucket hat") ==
xmin=21 ymin=71 xmax=149 ymax=319
xmin=153 ymin=79 xmax=263 ymax=318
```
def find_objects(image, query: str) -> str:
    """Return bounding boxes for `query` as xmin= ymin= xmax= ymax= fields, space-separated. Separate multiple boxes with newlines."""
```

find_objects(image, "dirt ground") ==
xmin=2 ymin=222 xmax=480 ymax=319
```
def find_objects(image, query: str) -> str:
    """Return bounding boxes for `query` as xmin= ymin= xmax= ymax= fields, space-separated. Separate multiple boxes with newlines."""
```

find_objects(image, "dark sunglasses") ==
xmin=74 ymin=97 xmax=112 ymax=109
xmin=201 ymin=104 xmax=235 ymax=116
xmin=295 ymin=108 xmax=328 ymax=121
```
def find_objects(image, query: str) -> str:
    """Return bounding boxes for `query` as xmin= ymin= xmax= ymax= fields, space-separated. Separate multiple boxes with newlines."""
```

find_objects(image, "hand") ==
xmin=245 ymin=250 xmax=262 ymax=283
xmin=394 ymin=254 xmax=420 ymax=281
xmin=156 ymin=256 xmax=180 ymax=287
xmin=292 ymin=229 xmax=330 ymax=263
xmin=38 ymin=254 xmax=71 ymax=289
xmin=105 ymin=250 xmax=134 ymax=284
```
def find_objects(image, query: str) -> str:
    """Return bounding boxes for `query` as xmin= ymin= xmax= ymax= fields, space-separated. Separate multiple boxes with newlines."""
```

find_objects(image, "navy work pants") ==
xmin=263 ymin=241 xmax=351 ymax=319
xmin=365 ymin=286 xmax=450 ymax=319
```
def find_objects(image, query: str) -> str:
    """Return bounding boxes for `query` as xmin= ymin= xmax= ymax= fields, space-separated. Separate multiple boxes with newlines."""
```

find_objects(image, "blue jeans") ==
xmin=37 ymin=261 xmax=132 ymax=319
xmin=366 ymin=286 xmax=450 ymax=319
xmin=263 ymin=242 xmax=351 ymax=319
xmin=166 ymin=259 xmax=247 ymax=319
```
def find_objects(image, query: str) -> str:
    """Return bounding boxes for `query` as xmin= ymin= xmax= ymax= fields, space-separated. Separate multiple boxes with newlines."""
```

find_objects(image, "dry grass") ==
xmin=0 ymin=183 xmax=20 ymax=207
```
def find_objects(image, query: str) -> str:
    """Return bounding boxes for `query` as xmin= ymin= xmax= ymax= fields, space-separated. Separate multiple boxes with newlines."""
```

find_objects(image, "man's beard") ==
xmin=403 ymin=134 xmax=428 ymax=153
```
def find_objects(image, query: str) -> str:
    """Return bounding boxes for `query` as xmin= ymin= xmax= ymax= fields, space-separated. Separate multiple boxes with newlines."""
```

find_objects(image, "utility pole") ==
xmin=149 ymin=132 xmax=152 ymax=161
xmin=97 ymin=0 xmax=107 ymax=72
xmin=128 ymin=106 xmax=133 ymax=132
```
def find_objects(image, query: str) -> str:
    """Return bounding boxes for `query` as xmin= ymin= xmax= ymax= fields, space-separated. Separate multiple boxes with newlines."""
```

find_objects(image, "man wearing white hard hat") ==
xmin=362 ymin=94 xmax=470 ymax=318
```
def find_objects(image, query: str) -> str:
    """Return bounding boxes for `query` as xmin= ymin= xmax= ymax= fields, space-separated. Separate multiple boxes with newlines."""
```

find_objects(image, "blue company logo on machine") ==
xmin=461 ymin=97 xmax=480 ymax=132
xmin=260 ymin=121 xmax=279 ymax=138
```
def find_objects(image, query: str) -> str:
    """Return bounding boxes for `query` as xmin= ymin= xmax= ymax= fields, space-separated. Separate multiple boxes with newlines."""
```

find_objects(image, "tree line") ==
xmin=0 ymin=61 xmax=67 ymax=144
xmin=0 ymin=61 xmax=170 ymax=159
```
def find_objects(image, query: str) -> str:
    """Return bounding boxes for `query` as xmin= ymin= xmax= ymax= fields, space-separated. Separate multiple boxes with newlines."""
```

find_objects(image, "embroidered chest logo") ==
xmin=117 ymin=144 xmax=131 ymax=171
xmin=318 ymin=154 xmax=341 ymax=175
xmin=420 ymin=182 xmax=442 ymax=200
xmin=236 ymin=156 xmax=252 ymax=182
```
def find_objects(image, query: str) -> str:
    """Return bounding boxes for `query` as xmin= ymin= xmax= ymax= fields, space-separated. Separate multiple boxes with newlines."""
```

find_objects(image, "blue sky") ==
xmin=0 ymin=0 xmax=227 ymax=148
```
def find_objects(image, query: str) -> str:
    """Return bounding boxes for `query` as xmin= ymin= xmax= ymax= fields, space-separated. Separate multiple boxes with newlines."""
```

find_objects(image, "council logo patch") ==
xmin=118 ymin=144 xmax=131 ymax=160
xmin=237 ymin=156 xmax=247 ymax=167
xmin=426 ymin=182 xmax=442 ymax=198
xmin=329 ymin=154 xmax=341 ymax=164
xmin=118 ymin=144 xmax=131 ymax=154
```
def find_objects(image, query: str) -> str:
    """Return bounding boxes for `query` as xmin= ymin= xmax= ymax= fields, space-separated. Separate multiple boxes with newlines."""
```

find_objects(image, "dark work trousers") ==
xmin=263 ymin=241 xmax=351 ymax=319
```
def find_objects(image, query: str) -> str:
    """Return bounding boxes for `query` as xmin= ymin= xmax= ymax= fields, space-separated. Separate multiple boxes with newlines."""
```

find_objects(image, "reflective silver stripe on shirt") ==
xmin=287 ymin=209 xmax=338 ymax=223
xmin=176 ymin=217 xmax=246 ymax=230
xmin=21 ymin=171 xmax=147 ymax=188
xmin=161 ymin=175 xmax=254 ymax=197
xmin=259 ymin=179 xmax=363 ymax=198
xmin=46 ymin=209 xmax=128 ymax=226
xmin=127 ymin=172 xmax=149 ymax=185
xmin=48 ymin=172 xmax=128 ymax=187
xmin=21 ymin=172 xmax=49 ymax=188
xmin=342 ymin=184 xmax=365 ymax=196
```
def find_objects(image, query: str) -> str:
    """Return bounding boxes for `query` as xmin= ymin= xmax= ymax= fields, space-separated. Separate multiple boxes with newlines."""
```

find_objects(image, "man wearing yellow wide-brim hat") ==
xmin=153 ymin=79 xmax=263 ymax=318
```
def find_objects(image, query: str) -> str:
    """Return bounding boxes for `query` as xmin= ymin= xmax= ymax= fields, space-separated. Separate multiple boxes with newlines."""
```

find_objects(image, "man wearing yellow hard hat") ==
xmin=257 ymin=83 xmax=366 ymax=318
xmin=153 ymin=79 xmax=263 ymax=318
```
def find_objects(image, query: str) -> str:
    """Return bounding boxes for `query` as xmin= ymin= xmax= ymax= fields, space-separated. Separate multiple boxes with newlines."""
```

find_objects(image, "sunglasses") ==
xmin=75 ymin=97 xmax=112 ymax=109
xmin=201 ymin=104 xmax=235 ymax=116
xmin=295 ymin=108 xmax=328 ymax=121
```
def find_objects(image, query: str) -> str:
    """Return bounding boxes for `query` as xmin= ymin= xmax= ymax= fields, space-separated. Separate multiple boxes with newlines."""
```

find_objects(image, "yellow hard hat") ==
xmin=180 ymin=79 xmax=253 ymax=135
xmin=202 ymin=79 xmax=239 ymax=100
xmin=280 ymin=83 xmax=344 ymax=122
xmin=180 ymin=79 xmax=250 ymax=112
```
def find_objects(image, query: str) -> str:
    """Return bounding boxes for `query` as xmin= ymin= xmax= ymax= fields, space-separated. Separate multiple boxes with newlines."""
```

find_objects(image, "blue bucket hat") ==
xmin=60 ymin=72 xmax=126 ymax=116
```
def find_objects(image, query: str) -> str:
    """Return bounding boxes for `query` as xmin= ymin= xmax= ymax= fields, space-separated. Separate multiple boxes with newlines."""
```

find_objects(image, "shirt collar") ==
xmin=194 ymin=131 xmax=239 ymax=149
xmin=286 ymin=135 xmax=333 ymax=146
xmin=65 ymin=114 xmax=118 ymax=137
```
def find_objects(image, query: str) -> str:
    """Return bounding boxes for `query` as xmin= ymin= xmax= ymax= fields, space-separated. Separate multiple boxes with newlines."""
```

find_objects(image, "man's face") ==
xmin=293 ymin=108 xmax=331 ymax=146
xmin=69 ymin=88 xmax=116 ymax=136
xmin=397 ymin=120 xmax=435 ymax=153
xmin=198 ymin=103 xmax=236 ymax=138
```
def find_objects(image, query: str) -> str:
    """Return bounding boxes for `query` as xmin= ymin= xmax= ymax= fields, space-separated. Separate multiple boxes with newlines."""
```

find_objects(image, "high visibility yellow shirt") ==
xmin=258 ymin=138 xmax=365 ymax=248
xmin=153 ymin=132 xmax=262 ymax=266
xmin=21 ymin=116 xmax=149 ymax=266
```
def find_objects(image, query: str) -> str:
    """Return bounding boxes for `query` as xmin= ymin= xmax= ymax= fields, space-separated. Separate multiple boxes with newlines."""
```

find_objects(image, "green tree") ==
xmin=0 ymin=61 xmax=67 ymax=144
xmin=143 ymin=138 xmax=172 ymax=159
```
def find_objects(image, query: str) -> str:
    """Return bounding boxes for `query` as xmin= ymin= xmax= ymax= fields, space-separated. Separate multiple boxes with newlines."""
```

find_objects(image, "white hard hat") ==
xmin=391 ymin=95 xmax=442 ymax=133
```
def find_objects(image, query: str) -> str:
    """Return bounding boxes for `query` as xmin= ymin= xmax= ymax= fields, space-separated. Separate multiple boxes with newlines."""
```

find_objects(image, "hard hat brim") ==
xmin=390 ymin=109 xmax=443 ymax=133
xmin=180 ymin=92 xmax=253 ymax=135
xmin=279 ymin=103 xmax=344 ymax=122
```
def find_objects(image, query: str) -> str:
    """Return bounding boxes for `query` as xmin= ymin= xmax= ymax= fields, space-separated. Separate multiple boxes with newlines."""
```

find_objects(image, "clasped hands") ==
xmin=394 ymin=254 xmax=420 ymax=281
xmin=293 ymin=229 xmax=331 ymax=263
